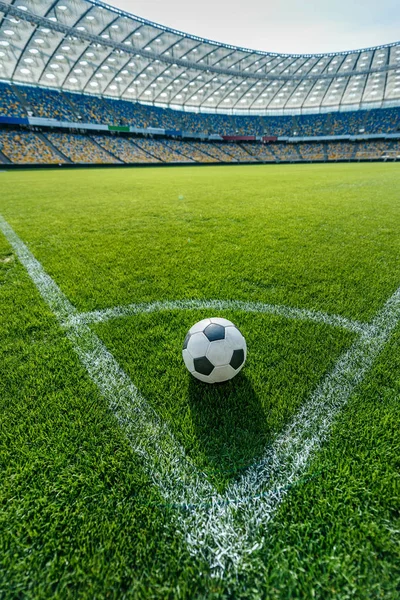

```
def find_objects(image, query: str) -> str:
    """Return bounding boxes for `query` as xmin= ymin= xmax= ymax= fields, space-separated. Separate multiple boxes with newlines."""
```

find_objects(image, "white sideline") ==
xmin=68 ymin=298 xmax=370 ymax=336
xmin=0 ymin=215 xmax=216 ymax=508
xmin=1 ymin=214 xmax=399 ymax=576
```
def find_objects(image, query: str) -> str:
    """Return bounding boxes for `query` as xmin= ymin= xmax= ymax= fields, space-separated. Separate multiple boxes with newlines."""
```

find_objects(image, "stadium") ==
xmin=0 ymin=0 xmax=399 ymax=598
xmin=0 ymin=0 xmax=399 ymax=163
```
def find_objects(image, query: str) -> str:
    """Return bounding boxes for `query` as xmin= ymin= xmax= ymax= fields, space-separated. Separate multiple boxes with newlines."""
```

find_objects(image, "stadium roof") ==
xmin=0 ymin=0 xmax=399 ymax=115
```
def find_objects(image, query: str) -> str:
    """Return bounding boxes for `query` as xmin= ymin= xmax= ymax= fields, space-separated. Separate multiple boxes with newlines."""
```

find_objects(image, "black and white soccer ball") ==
xmin=182 ymin=317 xmax=247 ymax=383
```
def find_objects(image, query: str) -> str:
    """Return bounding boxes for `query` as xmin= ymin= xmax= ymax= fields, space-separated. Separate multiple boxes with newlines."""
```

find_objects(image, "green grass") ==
xmin=0 ymin=163 xmax=399 ymax=598
xmin=94 ymin=310 xmax=352 ymax=489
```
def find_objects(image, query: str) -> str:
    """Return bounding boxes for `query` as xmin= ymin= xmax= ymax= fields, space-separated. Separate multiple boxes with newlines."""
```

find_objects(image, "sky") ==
xmin=109 ymin=0 xmax=400 ymax=54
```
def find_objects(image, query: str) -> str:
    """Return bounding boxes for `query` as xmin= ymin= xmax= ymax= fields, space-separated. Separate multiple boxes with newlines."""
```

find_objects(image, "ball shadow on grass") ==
xmin=187 ymin=372 xmax=270 ymax=487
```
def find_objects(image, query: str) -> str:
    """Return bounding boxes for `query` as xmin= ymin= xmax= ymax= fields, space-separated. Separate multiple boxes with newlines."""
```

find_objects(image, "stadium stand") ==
xmin=354 ymin=140 xmax=395 ymax=160
xmin=0 ymin=82 xmax=26 ymax=118
xmin=222 ymin=143 xmax=259 ymax=162
xmin=272 ymin=143 xmax=302 ymax=161
xmin=298 ymin=143 xmax=327 ymax=160
xmin=189 ymin=142 xmax=237 ymax=162
xmin=106 ymin=98 xmax=160 ymax=129
xmin=0 ymin=130 xmax=63 ymax=164
xmin=0 ymin=0 xmax=398 ymax=170
xmin=0 ymin=82 xmax=399 ymax=165
xmin=175 ymin=141 xmax=218 ymax=163
xmin=244 ymin=143 xmax=276 ymax=162
xmin=93 ymin=135 xmax=160 ymax=163
xmin=19 ymin=86 xmax=77 ymax=122
xmin=63 ymin=92 xmax=118 ymax=126
xmin=0 ymin=83 xmax=399 ymax=138
xmin=132 ymin=138 xmax=192 ymax=162
xmin=260 ymin=115 xmax=293 ymax=136
xmin=45 ymin=133 xmax=120 ymax=164
xmin=1 ymin=128 xmax=398 ymax=165
xmin=385 ymin=140 xmax=400 ymax=158
xmin=326 ymin=141 xmax=356 ymax=160
xmin=159 ymin=140 xmax=200 ymax=162
xmin=363 ymin=108 xmax=400 ymax=134
xmin=295 ymin=114 xmax=330 ymax=136
xmin=330 ymin=111 xmax=367 ymax=135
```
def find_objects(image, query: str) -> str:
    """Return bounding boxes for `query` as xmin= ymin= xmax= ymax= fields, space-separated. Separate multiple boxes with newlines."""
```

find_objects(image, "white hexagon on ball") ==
xmin=206 ymin=339 xmax=233 ymax=367
xmin=182 ymin=317 xmax=247 ymax=384
xmin=186 ymin=331 xmax=209 ymax=358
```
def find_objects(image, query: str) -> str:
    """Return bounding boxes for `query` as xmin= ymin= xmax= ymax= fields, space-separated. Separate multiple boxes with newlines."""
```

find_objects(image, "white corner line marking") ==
xmin=1 ymin=214 xmax=399 ymax=576
xmin=68 ymin=298 xmax=370 ymax=336
xmin=186 ymin=282 xmax=400 ymax=573
xmin=0 ymin=215 xmax=216 ymax=506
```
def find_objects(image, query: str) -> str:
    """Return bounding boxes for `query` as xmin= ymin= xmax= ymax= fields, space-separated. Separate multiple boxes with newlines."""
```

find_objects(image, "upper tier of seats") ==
xmin=19 ymin=86 xmax=77 ymax=122
xmin=0 ymin=82 xmax=26 ymax=119
xmin=0 ymin=82 xmax=399 ymax=136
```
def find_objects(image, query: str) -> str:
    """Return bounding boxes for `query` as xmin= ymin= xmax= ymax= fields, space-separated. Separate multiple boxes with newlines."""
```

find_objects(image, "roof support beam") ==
xmin=0 ymin=2 xmax=398 ymax=84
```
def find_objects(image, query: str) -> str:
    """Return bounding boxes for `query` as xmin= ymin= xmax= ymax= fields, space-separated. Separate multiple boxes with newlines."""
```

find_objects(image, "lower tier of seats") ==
xmin=0 ymin=129 xmax=399 ymax=165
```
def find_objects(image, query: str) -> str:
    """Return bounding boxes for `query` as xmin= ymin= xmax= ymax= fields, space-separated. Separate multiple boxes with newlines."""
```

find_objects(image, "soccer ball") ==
xmin=182 ymin=317 xmax=247 ymax=383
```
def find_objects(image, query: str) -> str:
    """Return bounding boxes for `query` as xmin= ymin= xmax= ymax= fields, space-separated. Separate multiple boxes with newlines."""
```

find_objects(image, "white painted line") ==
xmin=0 ymin=215 xmax=215 ymax=508
xmin=183 ymin=283 xmax=400 ymax=573
xmin=1 ymin=214 xmax=399 ymax=578
xmin=69 ymin=298 xmax=370 ymax=335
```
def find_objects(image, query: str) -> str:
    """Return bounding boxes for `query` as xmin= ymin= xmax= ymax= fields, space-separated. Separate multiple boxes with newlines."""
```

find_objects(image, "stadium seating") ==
xmin=63 ymin=92 xmax=118 ymax=125
xmin=93 ymin=135 xmax=160 ymax=163
xmin=272 ymin=143 xmax=301 ymax=161
xmin=354 ymin=140 xmax=394 ymax=159
xmin=295 ymin=114 xmax=329 ymax=136
xmin=326 ymin=141 xmax=356 ymax=160
xmin=0 ymin=82 xmax=26 ymax=119
xmin=244 ymin=143 xmax=276 ymax=161
xmin=298 ymin=143 xmax=326 ymax=160
xmin=106 ymin=98 xmax=156 ymax=129
xmin=0 ymin=78 xmax=399 ymax=165
xmin=0 ymin=83 xmax=399 ymax=138
xmin=0 ymin=130 xmax=63 ymax=164
xmin=19 ymin=86 xmax=77 ymax=121
xmin=45 ymin=133 xmax=120 ymax=163
xmin=363 ymin=108 xmax=400 ymax=134
xmin=159 ymin=140 xmax=198 ymax=162
xmin=2 ymin=126 xmax=399 ymax=164
xmin=330 ymin=111 xmax=367 ymax=135
xmin=93 ymin=137 xmax=258 ymax=163
xmin=222 ymin=143 xmax=259 ymax=162
xmin=189 ymin=142 xmax=236 ymax=161
xmin=175 ymin=141 xmax=218 ymax=163
xmin=260 ymin=115 xmax=293 ymax=136
xmin=132 ymin=138 xmax=191 ymax=162
xmin=386 ymin=140 xmax=400 ymax=158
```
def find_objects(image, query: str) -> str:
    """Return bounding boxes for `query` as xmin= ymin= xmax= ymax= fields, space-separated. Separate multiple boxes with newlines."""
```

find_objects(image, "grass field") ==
xmin=1 ymin=163 xmax=399 ymax=599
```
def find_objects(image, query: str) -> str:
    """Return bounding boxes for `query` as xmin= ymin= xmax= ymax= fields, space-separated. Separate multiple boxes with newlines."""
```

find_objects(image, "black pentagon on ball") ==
xmin=193 ymin=356 xmax=214 ymax=376
xmin=204 ymin=323 xmax=225 ymax=342
xmin=183 ymin=332 xmax=191 ymax=350
xmin=230 ymin=348 xmax=245 ymax=370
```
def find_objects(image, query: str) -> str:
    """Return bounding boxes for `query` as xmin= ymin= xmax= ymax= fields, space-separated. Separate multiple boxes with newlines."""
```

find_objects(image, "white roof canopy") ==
xmin=0 ymin=0 xmax=399 ymax=114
